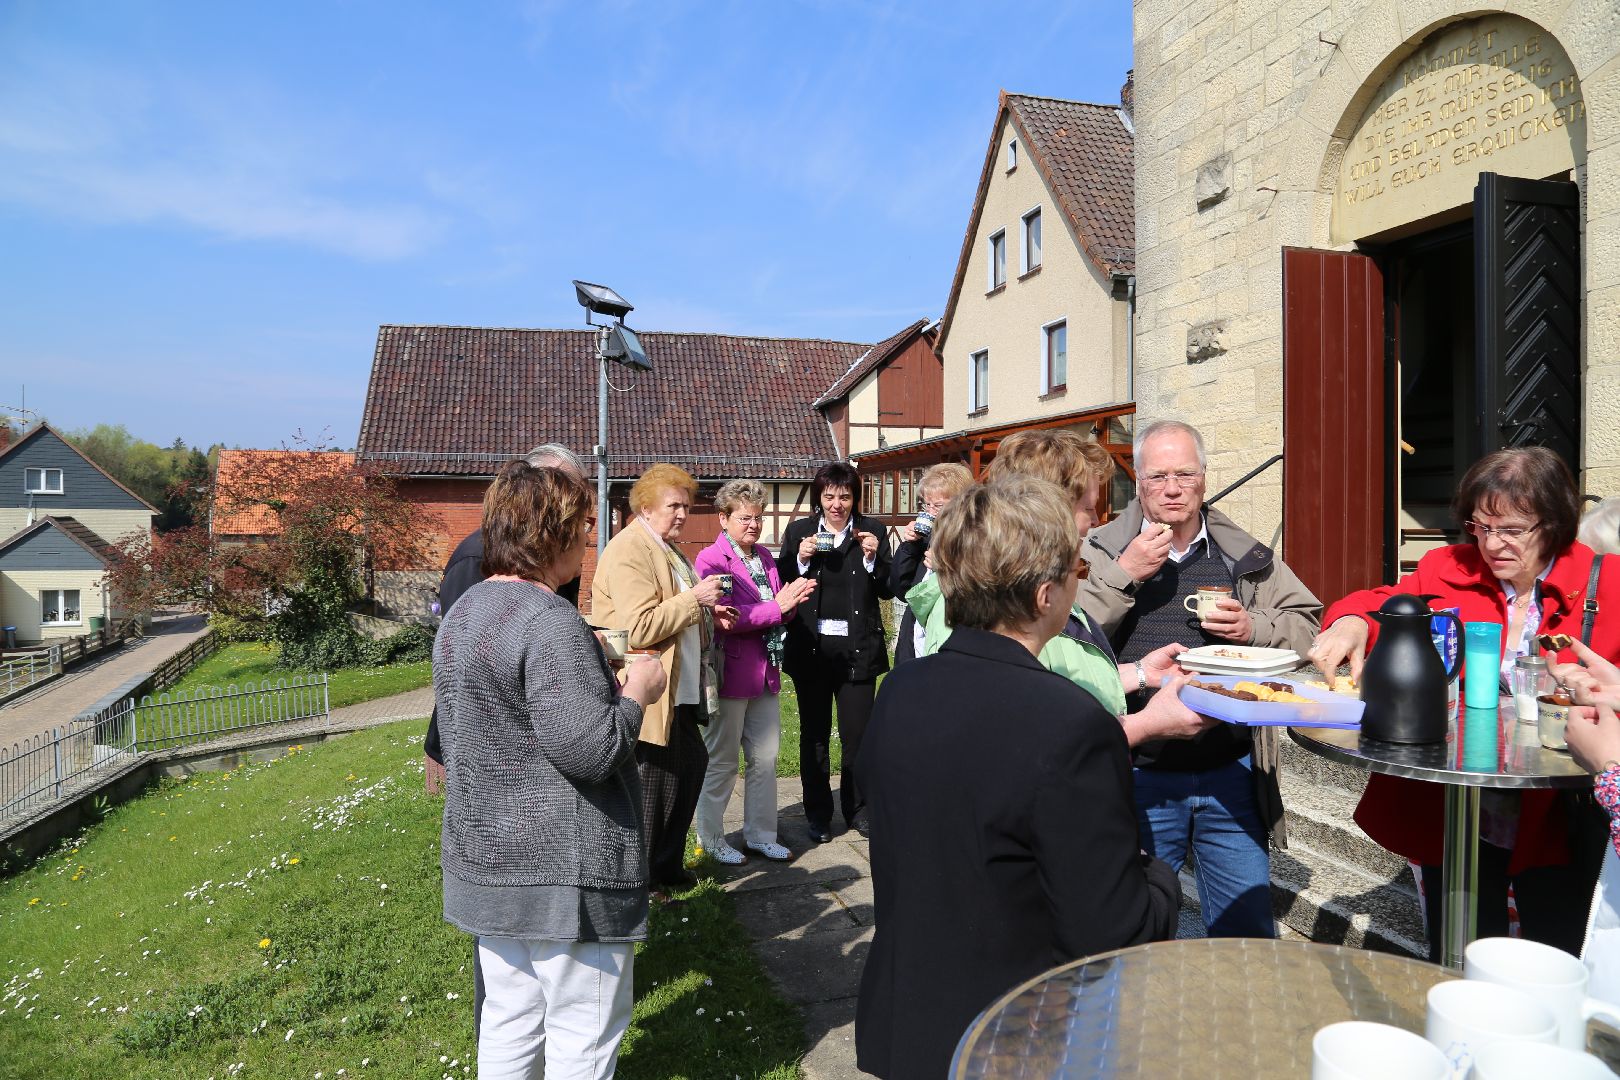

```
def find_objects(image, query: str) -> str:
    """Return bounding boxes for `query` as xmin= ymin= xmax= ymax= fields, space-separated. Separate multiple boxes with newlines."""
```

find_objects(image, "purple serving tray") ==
xmin=1178 ymin=673 xmax=1364 ymax=729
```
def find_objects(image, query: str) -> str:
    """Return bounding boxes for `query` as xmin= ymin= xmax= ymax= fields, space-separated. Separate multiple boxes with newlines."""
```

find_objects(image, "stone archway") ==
xmin=1271 ymin=3 xmax=1620 ymax=491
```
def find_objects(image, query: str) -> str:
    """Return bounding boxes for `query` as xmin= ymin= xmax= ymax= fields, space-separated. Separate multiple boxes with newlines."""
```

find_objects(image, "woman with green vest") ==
xmin=905 ymin=429 xmax=1215 ymax=747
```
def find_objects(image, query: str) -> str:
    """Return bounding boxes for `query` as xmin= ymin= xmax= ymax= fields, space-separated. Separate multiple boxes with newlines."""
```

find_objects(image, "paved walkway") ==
xmin=328 ymin=685 xmax=434 ymax=727
xmin=714 ymin=780 xmax=871 ymax=1080
xmin=0 ymin=613 xmax=211 ymax=748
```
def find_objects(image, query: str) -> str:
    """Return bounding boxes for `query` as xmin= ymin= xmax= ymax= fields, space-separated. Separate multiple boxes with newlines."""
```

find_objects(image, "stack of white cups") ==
xmin=1313 ymin=938 xmax=1620 ymax=1078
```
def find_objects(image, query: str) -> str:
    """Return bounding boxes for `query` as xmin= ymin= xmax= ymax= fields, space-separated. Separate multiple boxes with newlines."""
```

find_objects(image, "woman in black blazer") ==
xmin=780 ymin=461 xmax=893 ymax=842
xmin=854 ymin=475 xmax=1181 ymax=1080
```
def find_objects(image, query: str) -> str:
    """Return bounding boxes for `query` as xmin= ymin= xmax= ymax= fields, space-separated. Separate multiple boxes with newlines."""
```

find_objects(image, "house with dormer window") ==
xmin=0 ymin=425 xmax=155 ymax=643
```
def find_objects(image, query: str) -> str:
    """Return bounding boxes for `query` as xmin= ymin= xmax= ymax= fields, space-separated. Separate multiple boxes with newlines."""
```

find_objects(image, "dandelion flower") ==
xmin=258 ymin=938 xmax=271 ymax=949
xmin=287 ymin=857 xmax=299 ymax=865
xmin=168 ymin=836 xmax=177 ymax=842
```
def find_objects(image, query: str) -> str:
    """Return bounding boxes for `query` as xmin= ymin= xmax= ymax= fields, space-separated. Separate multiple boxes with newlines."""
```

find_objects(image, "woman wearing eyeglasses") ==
xmin=1309 ymin=446 xmax=1620 ymax=961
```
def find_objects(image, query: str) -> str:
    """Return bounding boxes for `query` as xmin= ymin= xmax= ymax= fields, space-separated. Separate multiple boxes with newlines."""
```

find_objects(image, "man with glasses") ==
xmin=1076 ymin=419 xmax=1321 ymax=938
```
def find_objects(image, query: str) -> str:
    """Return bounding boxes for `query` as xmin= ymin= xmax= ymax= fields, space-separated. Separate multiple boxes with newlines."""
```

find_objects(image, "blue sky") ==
xmin=0 ymin=0 xmax=1132 ymax=450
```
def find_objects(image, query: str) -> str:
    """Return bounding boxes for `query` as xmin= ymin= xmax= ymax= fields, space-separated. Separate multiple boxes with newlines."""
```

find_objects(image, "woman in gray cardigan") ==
xmin=434 ymin=461 xmax=666 ymax=1080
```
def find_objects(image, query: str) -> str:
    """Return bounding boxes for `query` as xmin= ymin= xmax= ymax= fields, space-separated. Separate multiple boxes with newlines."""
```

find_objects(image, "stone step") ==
xmin=1278 ymin=733 xmax=1372 ymax=797
xmin=1173 ymin=840 xmax=1427 ymax=958
xmin=1272 ymin=840 xmax=1428 ymax=958
xmin=1279 ymin=749 xmax=1410 ymax=880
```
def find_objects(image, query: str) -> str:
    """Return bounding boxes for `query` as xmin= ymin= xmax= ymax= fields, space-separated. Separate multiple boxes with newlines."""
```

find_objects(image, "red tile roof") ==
xmin=356 ymin=326 xmax=875 ymax=479
xmin=211 ymin=449 xmax=357 ymax=537
xmin=938 ymin=91 xmax=1135 ymax=352
xmin=814 ymin=319 xmax=934 ymax=409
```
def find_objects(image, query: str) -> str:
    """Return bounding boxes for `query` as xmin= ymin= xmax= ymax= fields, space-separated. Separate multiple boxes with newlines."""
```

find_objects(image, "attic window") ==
xmin=1007 ymin=139 xmax=1018 ymax=172
xmin=25 ymin=468 xmax=63 ymax=494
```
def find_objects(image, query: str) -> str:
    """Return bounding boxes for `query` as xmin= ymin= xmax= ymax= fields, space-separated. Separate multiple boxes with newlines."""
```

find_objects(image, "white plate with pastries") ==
xmin=1177 ymin=645 xmax=1301 ymax=677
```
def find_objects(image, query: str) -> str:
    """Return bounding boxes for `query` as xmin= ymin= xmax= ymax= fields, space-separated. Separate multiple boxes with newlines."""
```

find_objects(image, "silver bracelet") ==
xmin=1135 ymin=661 xmax=1148 ymax=692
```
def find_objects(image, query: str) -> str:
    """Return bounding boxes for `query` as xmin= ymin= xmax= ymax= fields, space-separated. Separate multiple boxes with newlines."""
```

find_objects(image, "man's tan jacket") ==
xmin=591 ymin=520 xmax=703 ymax=747
xmin=1078 ymin=501 xmax=1321 ymax=655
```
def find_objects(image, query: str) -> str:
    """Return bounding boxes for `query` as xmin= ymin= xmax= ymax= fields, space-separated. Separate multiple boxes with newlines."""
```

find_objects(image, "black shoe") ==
xmin=807 ymin=822 xmax=832 ymax=844
xmin=657 ymin=870 xmax=698 ymax=891
xmin=852 ymin=816 xmax=871 ymax=839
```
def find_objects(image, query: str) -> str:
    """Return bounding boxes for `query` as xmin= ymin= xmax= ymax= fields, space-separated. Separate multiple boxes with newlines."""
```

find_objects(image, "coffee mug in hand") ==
xmin=913 ymin=511 xmax=935 ymax=538
xmin=1467 ymin=1040 xmax=1617 ymax=1078
xmin=1182 ymin=585 xmax=1234 ymax=620
xmin=597 ymin=628 xmax=629 ymax=664
xmin=1424 ymin=980 xmax=1557 ymax=1074
xmin=716 ymin=573 xmax=734 ymax=596
xmin=815 ymin=531 xmax=835 ymax=553
xmin=1312 ymin=1021 xmax=1451 ymax=1080
xmin=1464 ymin=937 xmax=1620 ymax=1051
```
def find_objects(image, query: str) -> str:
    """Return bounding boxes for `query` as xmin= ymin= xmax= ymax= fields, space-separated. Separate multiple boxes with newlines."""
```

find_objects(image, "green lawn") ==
xmin=166 ymin=643 xmax=434 ymax=710
xmin=0 ymin=721 xmax=803 ymax=1079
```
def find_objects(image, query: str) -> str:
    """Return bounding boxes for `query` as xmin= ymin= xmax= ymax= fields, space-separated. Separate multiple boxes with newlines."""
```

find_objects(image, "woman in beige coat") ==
xmin=592 ymin=464 xmax=736 ymax=894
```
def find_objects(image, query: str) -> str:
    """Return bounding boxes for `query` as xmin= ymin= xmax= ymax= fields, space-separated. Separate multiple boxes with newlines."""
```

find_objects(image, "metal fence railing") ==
xmin=0 ymin=649 xmax=63 ymax=702
xmin=123 ymin=676 xmax=331 ymax=753
xmin=0 ymin=716 xmax=136 ymax=822
xmin=0 ymin=675 xmax=330 ymax=822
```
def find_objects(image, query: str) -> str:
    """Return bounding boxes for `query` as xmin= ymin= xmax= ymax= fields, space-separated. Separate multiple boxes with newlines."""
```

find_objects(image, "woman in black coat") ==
xmin=780 ymin=461 xmax=893 ymax=842
xmin=855 ymin=475 xmax=1181 ymax=1080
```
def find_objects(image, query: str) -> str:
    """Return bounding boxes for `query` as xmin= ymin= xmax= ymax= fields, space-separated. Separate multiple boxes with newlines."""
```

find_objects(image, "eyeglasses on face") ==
xmin=919 ymin=499 xmax=948 ymax=513
xmin=729 ymin=514 xmax=764 ymax=526
xmin=583 ymin=516 xmax=597 ymax=533
xmin=1464 ymin=520 xmax=1539 ymax=542
xmin=1141 ymin=470 xmax=1204 ymax=489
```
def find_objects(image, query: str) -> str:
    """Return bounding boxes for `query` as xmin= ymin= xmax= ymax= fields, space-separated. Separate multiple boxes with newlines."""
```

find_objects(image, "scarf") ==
xmin=726 ymin=532 xmax=785 ymax=670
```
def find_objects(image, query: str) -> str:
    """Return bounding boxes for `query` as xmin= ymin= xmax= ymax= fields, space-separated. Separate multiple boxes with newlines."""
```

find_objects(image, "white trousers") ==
xmin=695 ymin=693 xmax=781 ymax=850
xmin=477 ymin=936 xmax=634 ymax=1080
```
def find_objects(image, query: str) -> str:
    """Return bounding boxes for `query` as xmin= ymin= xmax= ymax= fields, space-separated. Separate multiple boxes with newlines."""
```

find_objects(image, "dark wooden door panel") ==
xmin=1474 ymin=172 xmax=1581 ymax=471
xmin=1283 ymin=247 xmax=1386 ymax=604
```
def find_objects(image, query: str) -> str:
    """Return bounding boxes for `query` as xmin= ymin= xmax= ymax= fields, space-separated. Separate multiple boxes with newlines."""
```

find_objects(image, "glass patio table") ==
xmin=949 ymin=937 xmax=1452 ymax=1078
xmin=1290 ymin=697 xmax=1590 ymax=968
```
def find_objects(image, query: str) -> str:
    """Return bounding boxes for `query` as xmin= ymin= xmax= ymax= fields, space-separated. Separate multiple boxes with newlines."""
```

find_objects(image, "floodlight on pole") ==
xmin=571 ymin=280 xmax=652 ymax=556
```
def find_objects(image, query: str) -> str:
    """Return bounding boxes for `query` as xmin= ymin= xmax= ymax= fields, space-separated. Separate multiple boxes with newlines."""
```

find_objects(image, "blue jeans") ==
xmin=1133 ymin=755 xmax=1275 ymax=938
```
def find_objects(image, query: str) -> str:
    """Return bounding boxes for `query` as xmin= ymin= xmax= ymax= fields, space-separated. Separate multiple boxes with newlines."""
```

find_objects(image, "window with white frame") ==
xmin=969 ymin=350 xmax=990 ymax=413
xmin=988 ymin=230 xmax=1006 ymax=290
xmin=1043 ymin=319 xmax=1067 ymax=393
xmin=24 ymin=468 xmax=63 ymax=494
xmin=41 ymin=589 xmax=82 ymax=626
xmin=1007 ymin=138 xmax=1018 ymax=171
xmin=1022 ymin=207 xmax=1043 ymax=273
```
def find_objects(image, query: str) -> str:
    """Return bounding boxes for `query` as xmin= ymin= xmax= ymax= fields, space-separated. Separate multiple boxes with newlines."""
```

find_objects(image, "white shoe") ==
xmin=747 ymin=842 xmax=793 ymax=861
xmin=707 ymin=843 xmax=746 ymax=866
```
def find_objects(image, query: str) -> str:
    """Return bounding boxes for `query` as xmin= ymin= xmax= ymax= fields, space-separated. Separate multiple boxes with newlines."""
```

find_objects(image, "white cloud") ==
xmin=0 ymin=54 xmax=448 ymax=260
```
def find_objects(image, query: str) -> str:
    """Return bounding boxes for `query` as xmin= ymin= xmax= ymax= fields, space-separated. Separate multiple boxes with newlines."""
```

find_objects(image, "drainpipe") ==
xmin=1126 ymin=274 xmax=1137 ymax=404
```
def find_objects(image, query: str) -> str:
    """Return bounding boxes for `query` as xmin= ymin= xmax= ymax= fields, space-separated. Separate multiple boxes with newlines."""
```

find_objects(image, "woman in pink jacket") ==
xmin=693 ymin=479 xmax=818 ymax=864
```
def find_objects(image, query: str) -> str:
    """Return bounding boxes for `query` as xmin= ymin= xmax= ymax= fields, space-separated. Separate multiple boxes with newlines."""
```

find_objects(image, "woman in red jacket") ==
xmin=1309 ymin=447 xmax=1620 ymax=961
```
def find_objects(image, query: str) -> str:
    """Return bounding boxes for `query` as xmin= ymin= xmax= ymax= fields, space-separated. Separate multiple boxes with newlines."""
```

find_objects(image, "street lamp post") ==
xmin=572 ymin=280 xmax=652 ymax=557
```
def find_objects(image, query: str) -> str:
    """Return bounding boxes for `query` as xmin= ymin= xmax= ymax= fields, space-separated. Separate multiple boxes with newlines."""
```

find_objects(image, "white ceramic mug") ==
xmin=1425 ymin=980 xmax=1557 ymax=1074
xmin=1182 ymin=585 xmax=1233 ymax=619
xmin=597 ymin=628 xmax=629 ymax=663
xmin=1466 ymin=1040 xmax=1617 ymax=1078
xmin=1465 ymin=937 xmax=1620 ymax=1051
xmin=1313 ymin=1021 xmax=1452 ymax=1080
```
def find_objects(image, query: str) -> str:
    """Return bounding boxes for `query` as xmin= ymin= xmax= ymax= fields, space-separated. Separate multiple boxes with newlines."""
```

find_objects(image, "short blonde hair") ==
xmin=629 ymin=463 xmax=698 ymax=513
xmin=986 ymin=429 xmax=1115 ymax=503
xmin=715 ymin=478 xmax=768 ymax=517
xmin=933 ymin=475 xmax=1078 ymax=631
xmin=918 ymin=462 xmax=974 ymax=505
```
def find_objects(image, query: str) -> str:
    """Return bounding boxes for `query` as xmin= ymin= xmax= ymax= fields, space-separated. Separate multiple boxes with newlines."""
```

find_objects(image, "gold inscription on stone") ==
xmin=1332 ymin=16 xmax=1584 ymax=242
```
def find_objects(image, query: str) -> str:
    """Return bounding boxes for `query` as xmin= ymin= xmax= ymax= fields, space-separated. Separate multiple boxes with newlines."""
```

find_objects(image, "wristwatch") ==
xmin=1134 ymin=661 xmax=1148 ymax=693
